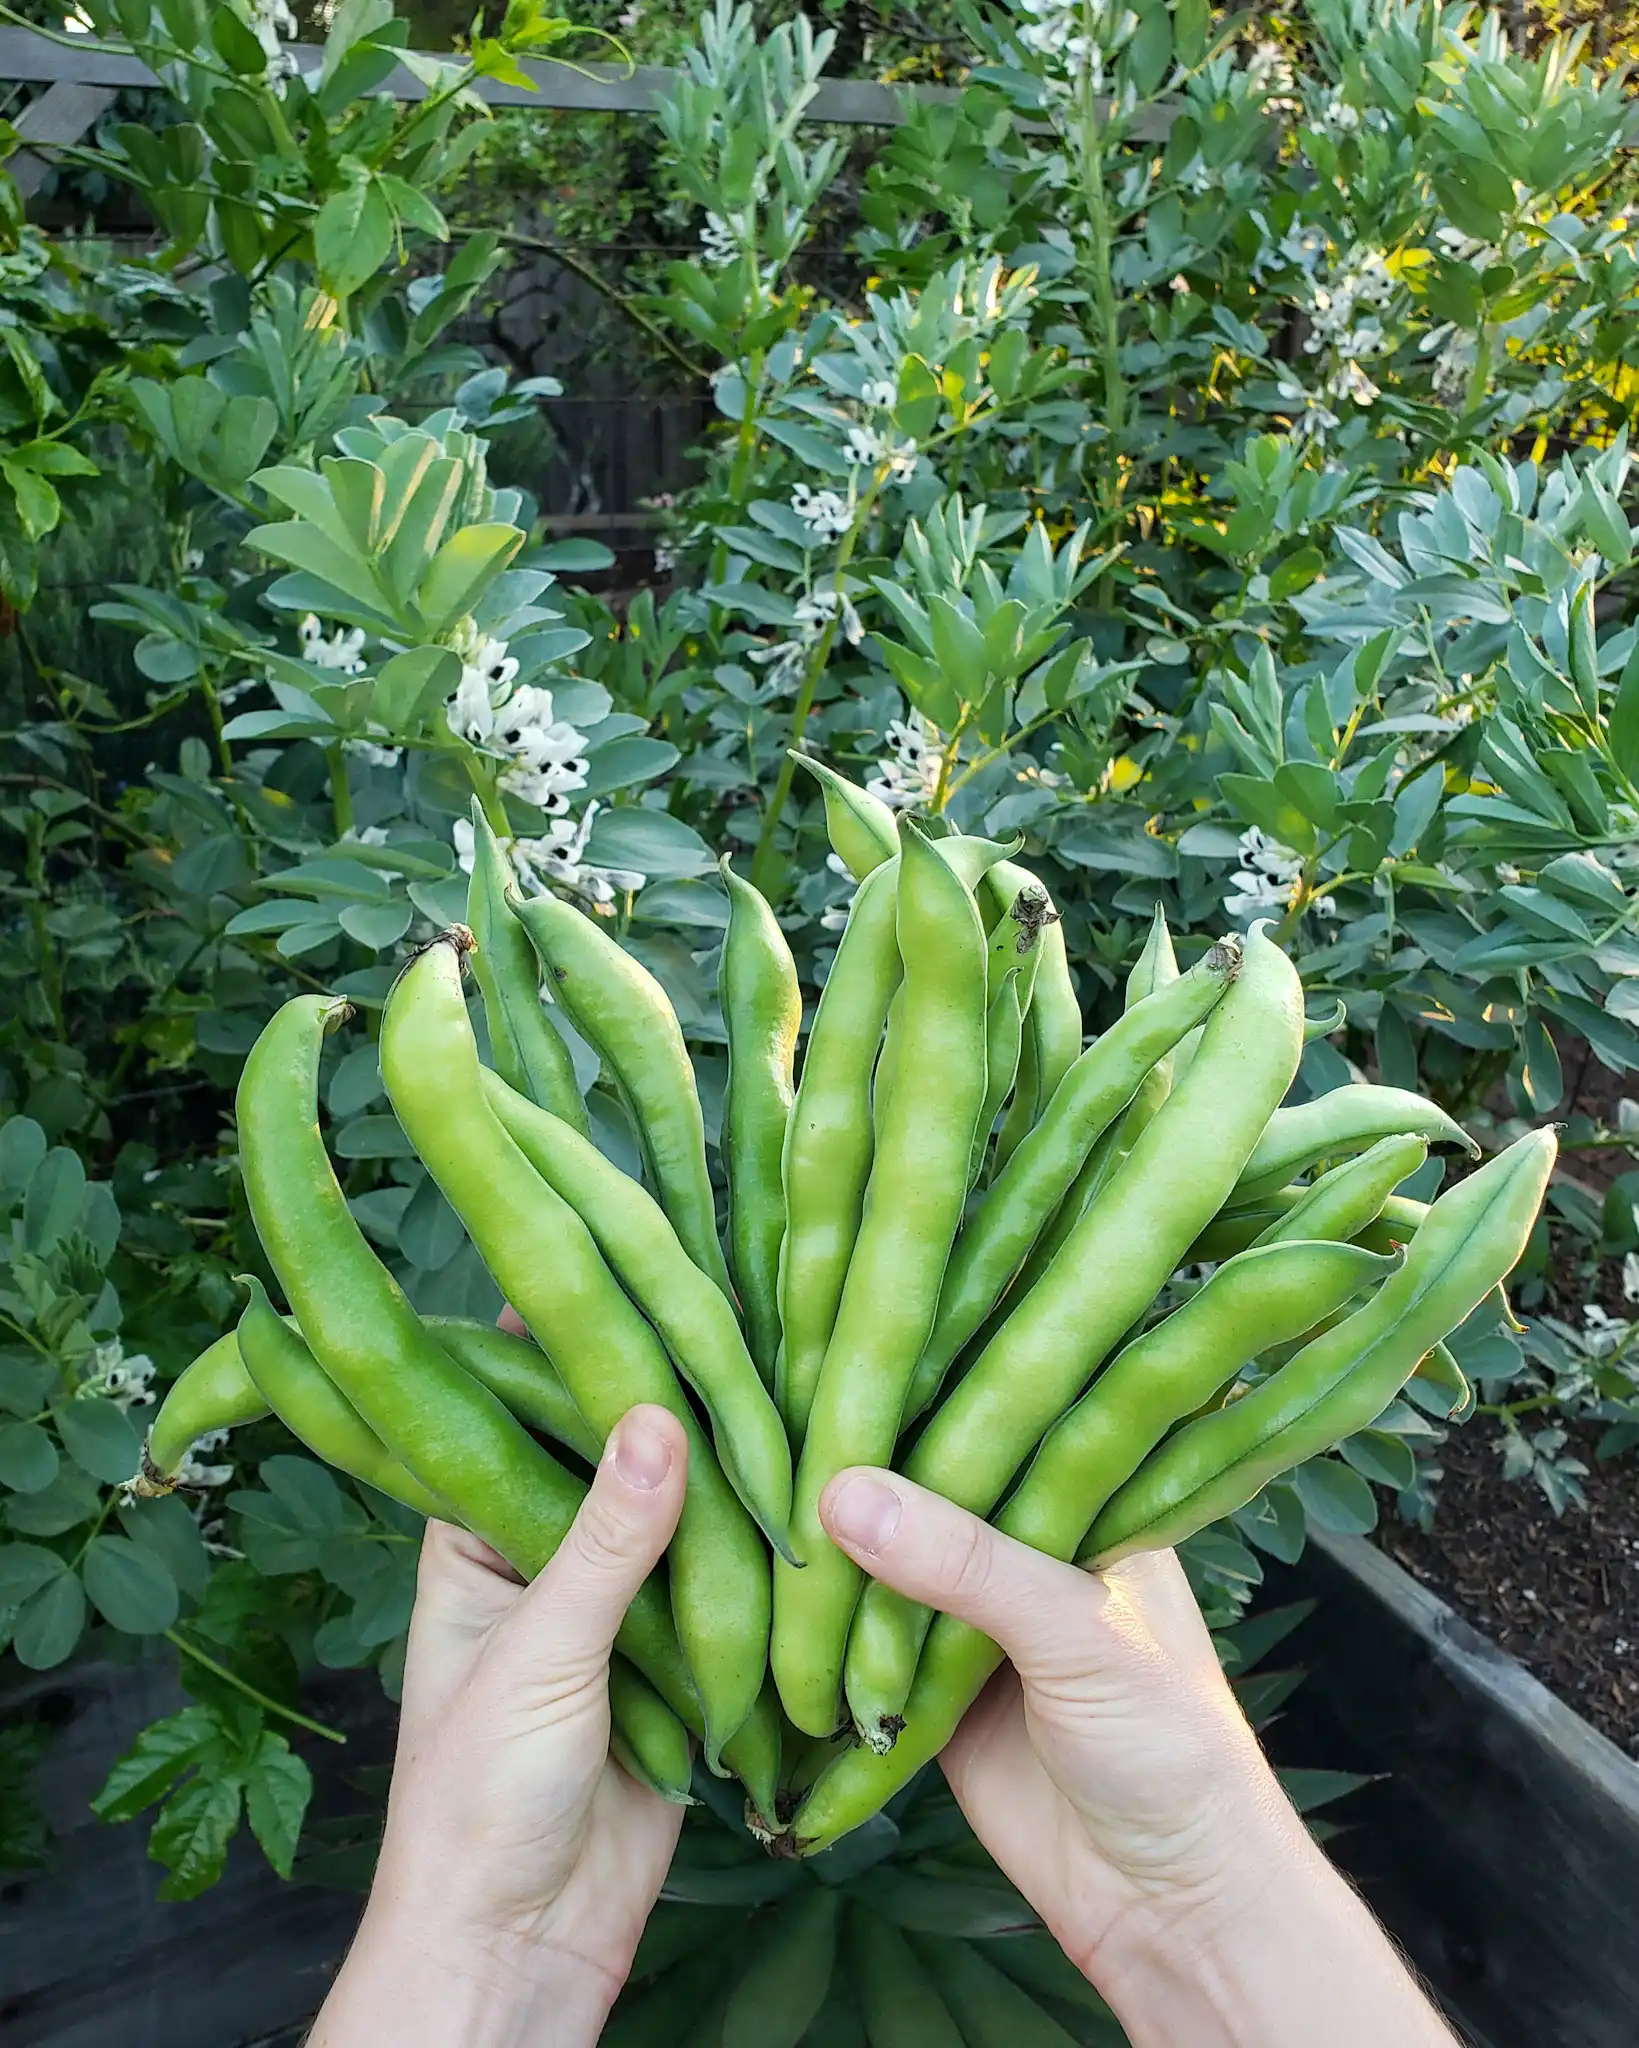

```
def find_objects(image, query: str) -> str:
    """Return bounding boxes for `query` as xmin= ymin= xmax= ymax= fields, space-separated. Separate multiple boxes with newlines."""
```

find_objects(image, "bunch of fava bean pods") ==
xmin=130 ymin=760 xmax=1556 ymax=1854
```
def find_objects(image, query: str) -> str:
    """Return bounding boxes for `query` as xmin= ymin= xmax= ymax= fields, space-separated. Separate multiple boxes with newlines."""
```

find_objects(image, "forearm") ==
xmin=1096 ymin=1807 xmax=1458 ymax=2048
xmin=309 ymin=1900 xmax=616 ymax=2048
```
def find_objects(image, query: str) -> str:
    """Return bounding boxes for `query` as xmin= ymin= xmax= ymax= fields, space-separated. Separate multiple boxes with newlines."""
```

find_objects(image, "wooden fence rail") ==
xmin=0 ymin=20 xmax=1173 ymax=193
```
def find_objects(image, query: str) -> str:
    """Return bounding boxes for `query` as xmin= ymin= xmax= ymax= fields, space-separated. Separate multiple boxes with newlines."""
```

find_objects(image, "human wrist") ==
xmin=312 ymin=1894 xmax=617 ymax=2048
xmin=1089 ymin=1792 xmax=1452 ymax=2048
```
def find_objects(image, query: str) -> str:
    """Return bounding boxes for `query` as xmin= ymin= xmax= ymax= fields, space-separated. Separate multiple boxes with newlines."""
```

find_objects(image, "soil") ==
xmin=1375 ymin=1418 xmax=1639 ymax=1760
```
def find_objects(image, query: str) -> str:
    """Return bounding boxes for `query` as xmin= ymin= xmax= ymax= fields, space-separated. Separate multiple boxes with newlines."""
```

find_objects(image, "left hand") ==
xmin=310 ymin=1404 xmax=690 ymax=2048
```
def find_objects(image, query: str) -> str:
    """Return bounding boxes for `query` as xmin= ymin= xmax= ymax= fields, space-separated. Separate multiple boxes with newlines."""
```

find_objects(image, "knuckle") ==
xmin=936 ymin=1512 xmax=996 ymax=1608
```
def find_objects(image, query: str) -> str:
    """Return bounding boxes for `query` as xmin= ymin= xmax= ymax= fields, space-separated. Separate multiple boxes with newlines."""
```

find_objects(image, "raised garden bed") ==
xmin=1269 ymin=1530 xmax=1639 ymax=2048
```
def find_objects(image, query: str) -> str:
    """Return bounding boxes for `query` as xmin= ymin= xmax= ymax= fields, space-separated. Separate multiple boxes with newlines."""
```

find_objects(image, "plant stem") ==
xmin=324 ymin=745 xmax=355 ymax=839
xmin=165 ymin=1630 xmax=347 ymax=1745
xmin=749 ymin=474 xmax=884 ymax=892
xmin=475 ymin=229 xmax=709 ymax=381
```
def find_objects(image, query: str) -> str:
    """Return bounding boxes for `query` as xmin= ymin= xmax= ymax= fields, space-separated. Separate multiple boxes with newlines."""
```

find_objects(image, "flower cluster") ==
xmin=748 ymin=584 xmax=864 ymax=693
xmin=866 ymin=711 xmax=942 ymax=811
xmin=699 ymin=212 xmax=739 ymax=266
xmin=79 ymin=1338 xmax=155 ymax=1413
xmin=251 ymin=0 xmax=299 ymax=88
xmin=1013 ymin=0 xmax=1137 ymax=91
xmin=299 ymin=613 xmax=366 ymax=673
xmin=844 ymin=424 xmax=918 ymax=478
xmin=452 ymin=804 xmax=645 ymax=912
xmin=177 ymin=1429 xmax=234 ymax=1492
xmin=448 ymin=636 xmax=591 ymax=817
xmin=1246 ymin=41 xmax=1300 ymax=114
xmin=1222 ymin=827 xmax=1337 ymax=923
xmin=791 ymin=483 xmax=853 ymax=543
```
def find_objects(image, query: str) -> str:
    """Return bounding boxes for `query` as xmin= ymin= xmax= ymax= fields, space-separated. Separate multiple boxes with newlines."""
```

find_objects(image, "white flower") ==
xmin=80 ymin=1340 xmax=155 ymax=1412
xmin=653 ymin=543 xmax=676 ymax=575
xmin=700 ymin=213 xmax=738 ymax=266
xmin=790 ymin=483 xmax=852 ymax=543
xmin=1420 ymin=322 xmax=1477 ymax=406
xmin=866 ymin=710 xmax=942 ymax=811
xmin=1327 ymin=358 xmax=1381 ymax=407
xmin=844 ymin=425 xmax=918 ymax=479
xmin=456 ymin=807 xmax=643 ymax=912
xmin=344 ymin=738 xmax=402 ymax=768
xmin=617 ymin=0 xmax=643 ymax=23
xmin=860 ymin=378 xmax=897 ymax=410
xmin=178 ymin=1428 xmax=233 ymax=1490
xmin=1316 ymin=89 xmax=1361 ymax=134
xmin=1224 ymin=827 xmax=1307 ymax=922
xmin=820 ymin=902 xmax=853 ymax=931
xmin=1178 ymin=155 xmax=1216 ymax=196
xmin=345 ymin=824 xmax=391 ymax=847
xmin=1247 ymin=40 xmax=1297 ymax=108
xmin=250 ymin=0 xmax=299 ymax=87
xmin=1275 ymin=378 xmax=1340 ymax=442
xmin=298 ymin=614 xmax=367 ymax=674
xmin=1585 ymin=1302 xmax=1624 ymax=1332
xmin=1624 ymin=1252 xmax=1639 ymax=1305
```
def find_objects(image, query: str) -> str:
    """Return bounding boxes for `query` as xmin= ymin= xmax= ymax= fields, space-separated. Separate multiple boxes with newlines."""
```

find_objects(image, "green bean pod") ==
xmin=608 ymin=1659 xmax=697 ymax=1807
xmin=719 ymin=859 xmax=801 ymax=1387
xmin=968 ymin=969 xmax=1023 ymax=1188
xmin=904 ymin=936 xmax=1241 ymax=1423
xmin=479 ymin=1068 xmax=795 ymax=1562
xmin=1412 ymin=1338 xmax=1472 ymax=1419
xmin=983 ymin=907 xmax=1183 ymax=1334
xmin=508 ymin=890 xmax=734 ymax=1301
xmin=983 ymin=881 xmax=1047 ymax=1014
xmin=898 ymin=921 xmax=1303 ymax=1531
xmin=773 ymin=821 xmax=989 ymax=1737
xmin=776 ymin=858 xmax=901 ymax=1443
xmin=986 ymin=860 xmax=1080 ymax=1172
xmin=847 ymin=1236 xmax=1401 ymax=1749
xmin=424 ymin=1318 xmax=601 ymax=1465
xmin=1083 ymin=1127 xmax=1557 ymax=1564
xmin=236 ymin=1277 xmax=446 ymax=1517
xmin=1230 ymin=1083 xmax=1478 ymax=1205
xmin=132 ymin=1330 xmax=273 ymax=1495
xmin=1188 ymin=1186 xmax=1429 ymax=1264
xmin=464 ymin=802 xmax=587 ymax=1135
xmin=380 ymin=934 xmax=769 ymax=1762
xmin=792 ymin=751 xmax=899 ymax=880
xmin=1249 ymin=1132 xmax=1428 ymax=1248
xmin=235 ymin=992 xmax=699 ymax=1732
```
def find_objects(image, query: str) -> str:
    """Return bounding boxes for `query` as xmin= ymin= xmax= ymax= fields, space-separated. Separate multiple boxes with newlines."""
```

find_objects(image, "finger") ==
xmin=397 ymin=1520 xmax=525 ymax=1741
xmin=819 ymin=1466 xmax=1107 ymax=1687
xmin=497 ymin=1303 xmax=529 ymax=1338
xmin=498 ymin=1404 xmax=688 ymax=1688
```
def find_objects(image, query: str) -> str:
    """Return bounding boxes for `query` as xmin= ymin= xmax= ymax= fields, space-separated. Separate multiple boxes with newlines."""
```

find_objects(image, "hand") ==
xmin=820 ymin=1469 xmax=1456 ymax=2048
xmin=311 ymin=1405 xmax=690 ymax=2048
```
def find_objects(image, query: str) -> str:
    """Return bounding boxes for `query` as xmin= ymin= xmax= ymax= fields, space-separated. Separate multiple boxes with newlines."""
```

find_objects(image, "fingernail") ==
xmin=826 ymin=1475 xmax=902 ymax=1555
xmin=614 ymin=1412 xmax=673 ymax=1492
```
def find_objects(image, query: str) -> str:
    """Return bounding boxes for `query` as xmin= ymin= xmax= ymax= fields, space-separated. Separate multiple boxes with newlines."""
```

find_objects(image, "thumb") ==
xmin=506 ymin=1405 xmax=688 ymax=1683
xmin=820 ymin=1466 xmax=1104 ymax=1685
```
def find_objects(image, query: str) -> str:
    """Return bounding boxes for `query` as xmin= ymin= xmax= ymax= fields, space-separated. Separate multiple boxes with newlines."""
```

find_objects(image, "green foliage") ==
xmin=1 ymin=0 xmax=1635 ymax=1936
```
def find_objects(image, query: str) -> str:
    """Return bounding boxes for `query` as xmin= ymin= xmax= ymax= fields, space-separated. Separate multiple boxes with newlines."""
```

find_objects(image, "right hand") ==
xmin=818 ymin=1469 xmax=1322 ymax=1981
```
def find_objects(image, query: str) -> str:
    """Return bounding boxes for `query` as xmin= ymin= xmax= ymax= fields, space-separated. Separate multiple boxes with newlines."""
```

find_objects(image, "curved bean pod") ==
xmin=236 ymin=992 xmax=699 ymax=1730
xmin=1412 ymin=1338 xmax=1473 ymax=1419
xmin=773 ymin=821 xmax=989 ymax=1737
xmin=1230 ymin=1083 xmax=1478 ymax=1205
xmin=981 ymin=906 xmax=1184 ymax=1334
xmin=1083 ymin=1128 xmax=1556 ymax=1564
xmin=480 ymin=1067 xmax=795 ymax=1561
xmin=983 ymin=880 xmax=1048 ymax=1014
xmin=1249 ymin=1132 xmax=1428 ymax=1248
xmin=849 ymin=1236 xmax=1397 ymax=1750
xmin=896 ymin=922 xmax=1303 ymax=1543
xmin=791 ymin=752 xmax=899 ymax=880
xmin=986 ymin=860 xmax=1080 ymax=1172
xmin=424 ymin=1317 xmax=601 ymax=1465
xmin=776 ymin=858 xmax=901 ymax=1442
xmin=508 ymin=890 xmax=733 ymax=1301
xmin=380 ymin=934 xmax=769 ymax=1762
xmin=236 ymin=1277 xmax=447 ymax=1517
xmin=719 ymin=858 xmax=801 ymax=1387
xmin=464 ymin=802 xmax=587 ymax=1134
xmin=902 ymin=936 xmax=1241 ymax=1424
xmin=132 ymin=1329 xmax=273 ymax=1496
xmin=968 ymin=969 xmax=1023 ymax=1189
xmin=608 ymin=1659 xmax=697 ymax=1807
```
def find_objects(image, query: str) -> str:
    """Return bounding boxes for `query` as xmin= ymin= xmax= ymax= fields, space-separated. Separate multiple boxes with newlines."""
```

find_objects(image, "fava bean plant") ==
xmin=0 ymin=0 xmax=1626 ymax=1995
